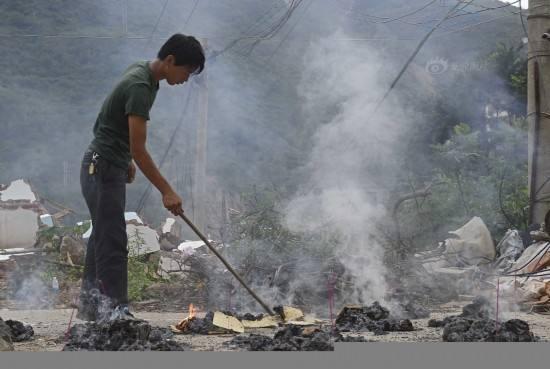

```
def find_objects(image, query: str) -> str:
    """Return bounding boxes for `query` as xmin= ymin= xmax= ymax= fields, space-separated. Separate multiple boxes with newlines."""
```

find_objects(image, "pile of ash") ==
xmin=224 ymin=324 xmax=367 ymax=351
xmin=0 ymin=317 xmax=34 ymax=342
xmin=335 ymin=302 xmax=415 ymax=335
xmin=428 ymin=296 xmax=538 ymax=342
xmin=4 ymin=319 xmax=34 ymax=341
xmin=63 ymin=319 xmax=189 ymax=351
xmin=221 ymin=311 xmax=264 ymax=321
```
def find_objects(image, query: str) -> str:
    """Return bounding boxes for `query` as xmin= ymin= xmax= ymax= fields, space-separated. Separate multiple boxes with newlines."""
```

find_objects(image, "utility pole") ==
xmin=192 ymin=39 xmax=208 ymax=231
xmin=528 ymin=0 xmax=550 ymax=224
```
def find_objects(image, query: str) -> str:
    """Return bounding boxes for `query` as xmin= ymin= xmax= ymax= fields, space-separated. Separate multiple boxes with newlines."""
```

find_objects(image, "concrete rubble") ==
xmin=413 ymin=217 xmax=550 ymax=310
xmin=82 ymin=212 xmax=161 ymax=257
xmin=0 ymin=179 xmax=48 ymax=250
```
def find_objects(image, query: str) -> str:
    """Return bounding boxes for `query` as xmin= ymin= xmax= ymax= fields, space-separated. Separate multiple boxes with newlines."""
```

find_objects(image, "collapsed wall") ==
xmin=0 ymin=179 xmax=48 ymax=249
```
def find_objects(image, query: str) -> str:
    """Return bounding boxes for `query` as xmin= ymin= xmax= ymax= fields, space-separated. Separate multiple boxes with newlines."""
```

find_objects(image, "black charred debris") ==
xmin=335 ymin=302 xmax=415 ymax=335
xmin=427 ymin=296 xmax=538 ymax=342
xmin=224 ymin=324 xmax=367 ymax=351
xmin=0 ymin=317 xmax=34 ymax=342
xmin=63 ymin=319 xmax=189 ymax=351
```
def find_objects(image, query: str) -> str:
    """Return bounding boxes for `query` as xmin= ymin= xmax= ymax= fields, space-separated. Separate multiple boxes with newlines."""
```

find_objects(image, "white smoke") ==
xmin=284 ymin=31 xmax=411 ymax=304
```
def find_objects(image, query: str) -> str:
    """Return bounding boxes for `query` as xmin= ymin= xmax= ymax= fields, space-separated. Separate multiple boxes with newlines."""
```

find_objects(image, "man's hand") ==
xmin=127 ymin=161 xmax=136 ymax=183
xmin=162 ymin=190 xmax=184 ymax=216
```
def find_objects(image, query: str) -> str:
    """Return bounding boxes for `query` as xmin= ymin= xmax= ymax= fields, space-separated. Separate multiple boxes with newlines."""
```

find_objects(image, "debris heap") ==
xmin=335 ymin=302 xmax=415 ymax=335
xmin=428 ymin=296 xmax=538 ymax=342
xmin=225 ymin=325 xmax=367 ymax=351
xmin=63 ymin=319 xmax=189 ymax=351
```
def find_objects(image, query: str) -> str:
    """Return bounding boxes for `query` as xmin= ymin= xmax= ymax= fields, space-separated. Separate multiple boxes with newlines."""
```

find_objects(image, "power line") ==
xmin=371 ymin=0 xmax=474 ymax=116
xmin=373 ymin=0 xmax=439 ymax=24
xmin=245 ymin=0 xmax=306 ymax=55
xmin=265 ymin=0 xmax=315 ymax=62
xmin=350 ymin=0 xmax=520 ymax=27
xmin=209 ymin=0 xmax=306 ymax=60
xmin=182 ymin=0 xmax=200 ymax=32
xmin=149 ymin=0 xmax=170 ymax=41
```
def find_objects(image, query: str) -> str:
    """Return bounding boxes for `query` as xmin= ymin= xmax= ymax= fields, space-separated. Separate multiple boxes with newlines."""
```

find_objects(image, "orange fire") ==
xmin=174 ymin=303 xmax=198 ymax=332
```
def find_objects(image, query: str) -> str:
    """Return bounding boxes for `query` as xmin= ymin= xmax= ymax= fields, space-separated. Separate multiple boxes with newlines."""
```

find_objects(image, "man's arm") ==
xmin=128 ymin=114 xmax=183 ymax=215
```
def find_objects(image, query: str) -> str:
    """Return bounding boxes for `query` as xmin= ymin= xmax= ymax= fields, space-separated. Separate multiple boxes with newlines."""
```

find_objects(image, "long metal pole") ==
xmin=178 ymin=213 xmax=275 ymax=316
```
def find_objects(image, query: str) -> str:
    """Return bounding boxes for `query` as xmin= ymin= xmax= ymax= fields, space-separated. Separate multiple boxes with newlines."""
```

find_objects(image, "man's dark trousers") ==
xmin=80 ymin=149 xmax=129 ymax=312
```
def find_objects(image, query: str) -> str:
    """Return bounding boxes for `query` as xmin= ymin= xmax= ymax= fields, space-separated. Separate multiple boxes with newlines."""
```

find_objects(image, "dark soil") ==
xmin=62 ymin=319 xmax=190 ymax=351
xmin=335 ymin=302 xmax=415 ymax=335
xmin=428 ymin=296 xmax=538 ymax=342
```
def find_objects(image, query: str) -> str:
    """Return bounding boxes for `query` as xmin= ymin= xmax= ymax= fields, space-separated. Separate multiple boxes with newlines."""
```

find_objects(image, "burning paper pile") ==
xmin=170 ymin=304 xmax=321 ymax=335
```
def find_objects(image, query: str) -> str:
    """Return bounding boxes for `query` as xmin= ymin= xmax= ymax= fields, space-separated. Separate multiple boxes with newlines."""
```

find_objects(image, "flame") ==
xmin=173 ymin=303 xmax=198 ymax=332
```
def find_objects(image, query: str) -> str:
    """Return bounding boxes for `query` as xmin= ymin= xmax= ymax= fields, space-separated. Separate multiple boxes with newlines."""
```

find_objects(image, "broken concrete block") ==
xmin=444 ymin=217 xmax=495 ymax=265
xmin=511 ymin=242 xmax=550 ymax=274
xmin=125 ymin=212 xmax=144 ymax=225
xmin=0 ymin=179 xmax=47 ymax=249
xmin=161 ymin=218 xmax=183 ymax=241
xmin=160 ymin=238 xmax=178 ymax=251
xmin=81 ymin=212 xmax=160 ymax=257
xmin=177 ymin=240 xmax=208 ymax=256
xmin=39 ymin=214 xmax=54 ymax=227
xmin=127 ymin=224 xmax=160 ymax=256
xmin=0 ymin=179 xmax=36 ymax=202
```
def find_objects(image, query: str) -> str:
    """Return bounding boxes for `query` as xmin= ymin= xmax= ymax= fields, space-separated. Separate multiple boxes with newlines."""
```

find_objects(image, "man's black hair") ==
xmin=158 ymin=34 xmax=205 ymax=74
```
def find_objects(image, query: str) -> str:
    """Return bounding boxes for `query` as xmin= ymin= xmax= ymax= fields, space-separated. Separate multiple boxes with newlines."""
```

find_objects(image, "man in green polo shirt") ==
xmin=78 ymin=34 xmax=205 ymax=321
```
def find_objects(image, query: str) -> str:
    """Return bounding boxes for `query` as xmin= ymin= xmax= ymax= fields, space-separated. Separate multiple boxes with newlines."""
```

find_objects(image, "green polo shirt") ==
xmin=89 ymin=61 xmax=159 ymax=169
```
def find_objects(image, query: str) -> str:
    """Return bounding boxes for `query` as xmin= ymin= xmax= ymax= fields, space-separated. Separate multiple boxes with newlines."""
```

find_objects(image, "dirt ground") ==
xmin=2 ymin=299 xmax=550 ymax=351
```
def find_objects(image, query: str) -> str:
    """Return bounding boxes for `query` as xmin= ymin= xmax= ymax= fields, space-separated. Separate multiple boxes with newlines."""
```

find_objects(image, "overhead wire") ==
xmin=182 ymin=0 xmax=200 ymax=32
xmin=209 ymin=0 xmax=306 ymax=60
xmin=370 ymin=0 xmax=475 ymax=117
xmin=264 ymin=0 xmax=315 ymax=62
